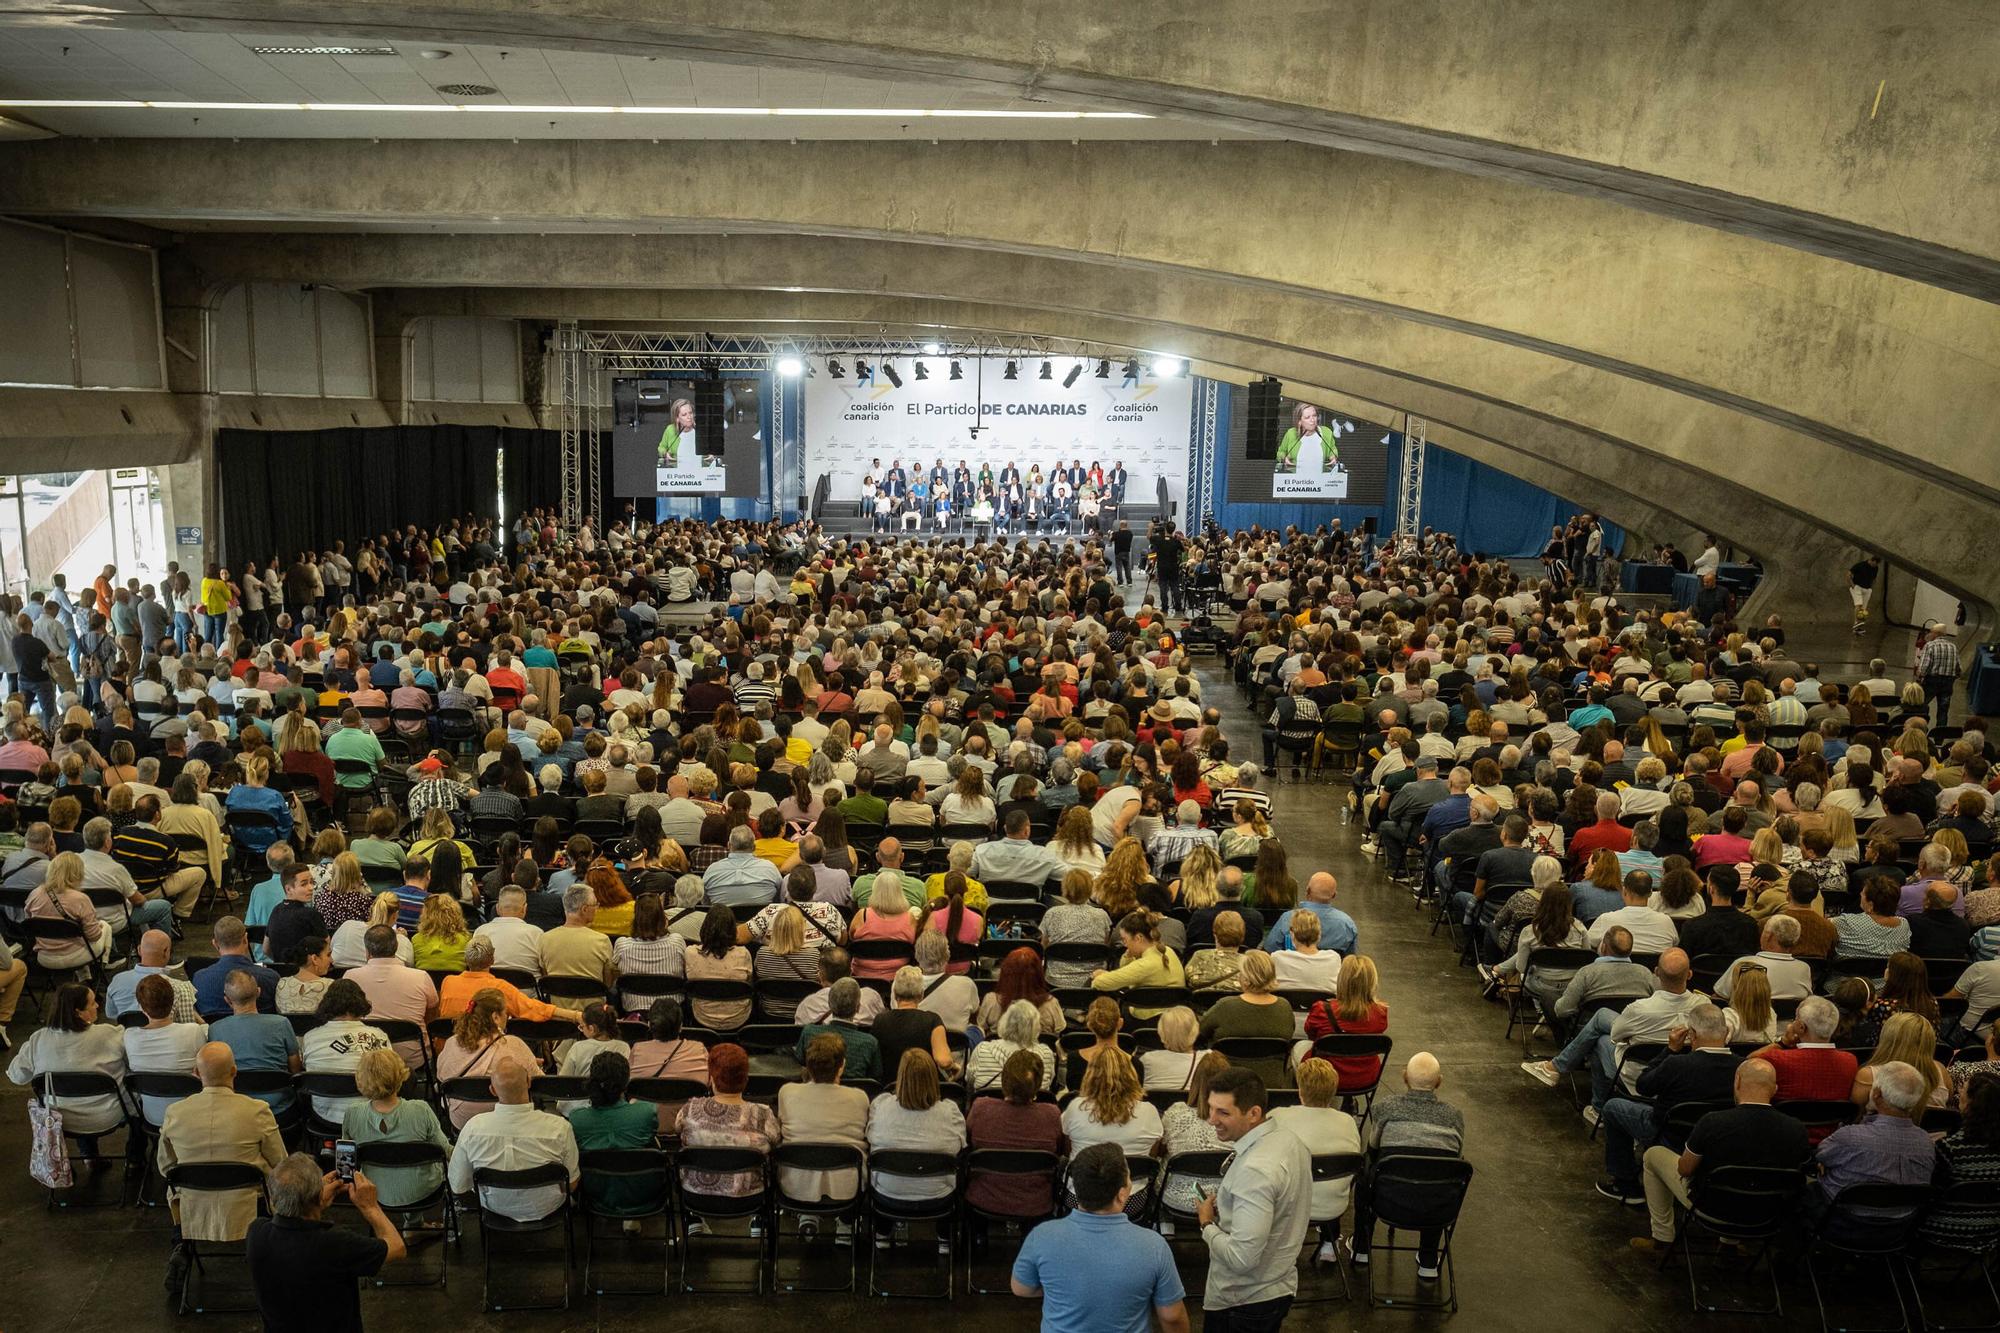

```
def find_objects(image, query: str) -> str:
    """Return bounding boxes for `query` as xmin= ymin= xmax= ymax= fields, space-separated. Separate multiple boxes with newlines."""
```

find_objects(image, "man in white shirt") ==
xmin=655 ymin=774 xmax=708 ymax=847
xmin=791 ymin=701 xmax=830 ymax=750
xmin=471 ymin=888 xmax=546 ymax=975
xmin=447 ymin=1057 xmax=578 ymax=1221
xmin=1196 ymin=1067 xmax=1314 ymax=1324
xmin=1692 ymin=541 xmax=1721 ymax=577
xmin=1585 ymin=872 xmax=1680 ymax=956
xmin=1710 ymin=915 xmax=1814 ymax=1001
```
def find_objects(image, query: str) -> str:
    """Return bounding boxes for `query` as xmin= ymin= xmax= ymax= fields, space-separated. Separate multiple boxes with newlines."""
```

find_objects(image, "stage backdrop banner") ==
xmin=804 ymin=357 xmax=1192 ymax=509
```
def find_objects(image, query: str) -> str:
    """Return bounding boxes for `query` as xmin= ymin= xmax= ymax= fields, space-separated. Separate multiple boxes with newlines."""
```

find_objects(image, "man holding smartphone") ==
xmin=247 ymin=1152 xmax=405 ymax=1332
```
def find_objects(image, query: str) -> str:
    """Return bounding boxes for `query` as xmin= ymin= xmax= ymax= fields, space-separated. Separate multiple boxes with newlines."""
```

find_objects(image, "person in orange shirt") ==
xmin=436 ymin=938 xmax=585 ymax=1026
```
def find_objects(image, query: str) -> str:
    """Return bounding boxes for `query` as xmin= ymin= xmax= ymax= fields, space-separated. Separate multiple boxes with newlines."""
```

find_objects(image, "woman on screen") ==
xmin=655 ymin=397 xmax=697 ymax=472
xmin=1274 ymin=402 xmax=1336 ymax=474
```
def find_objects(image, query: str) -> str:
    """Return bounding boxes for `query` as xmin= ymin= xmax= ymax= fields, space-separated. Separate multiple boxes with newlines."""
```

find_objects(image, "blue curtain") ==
xmin=1203 ymin=381 xmax=1621 ymax=558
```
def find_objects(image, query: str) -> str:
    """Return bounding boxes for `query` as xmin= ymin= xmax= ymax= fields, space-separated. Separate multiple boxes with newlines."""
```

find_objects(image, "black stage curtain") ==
xmin=501 ymin=430 xmax=611 ymax=531
xmin=217 ymin=424 xmax=525 ymax=567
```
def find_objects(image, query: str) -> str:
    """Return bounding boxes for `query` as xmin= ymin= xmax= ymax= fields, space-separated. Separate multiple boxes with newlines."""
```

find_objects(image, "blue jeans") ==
xmin=1551 ymin=1008 xmax=1620 ymax=1108
xmin=26 ymin=680 xmax=59 ymax=726
xmin=1600 ymin=1095 xmax=1657 ymax=1189
xmin=171 ymin=612 xmax=193 ymax=652
xmin=202 ymin=613 xmax=226 ymax=646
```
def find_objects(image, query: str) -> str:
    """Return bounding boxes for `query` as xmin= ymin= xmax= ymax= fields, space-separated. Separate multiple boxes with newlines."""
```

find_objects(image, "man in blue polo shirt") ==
xmin=1012 ymin=1143 xmax=1189 ymax=1333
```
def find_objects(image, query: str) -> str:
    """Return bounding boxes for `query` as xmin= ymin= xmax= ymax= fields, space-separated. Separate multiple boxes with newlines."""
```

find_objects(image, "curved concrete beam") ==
xmin=10 ymin=0 xmax=1994 ymax=293
xmin=160 ymin=228 xmax=2000 ymax=628
xmin=10 ymin=138 xmax=1994 ymax=500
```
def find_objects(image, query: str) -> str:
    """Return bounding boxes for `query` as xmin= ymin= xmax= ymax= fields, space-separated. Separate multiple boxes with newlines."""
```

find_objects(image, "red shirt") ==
xmin=1693 ymin=831 xmax=1754 ymax=870
xmin=1304 ymin=999 xmax=1390 ymax=1088
xmin=1766 ymin=1044 xmax=1859 ymax=1142
xmin=1568 ymin=819 xmax=1632 ymax=869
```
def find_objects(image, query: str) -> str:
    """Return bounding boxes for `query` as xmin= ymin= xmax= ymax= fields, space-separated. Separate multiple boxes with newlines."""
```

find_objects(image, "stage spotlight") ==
xmin=882 ymin=361 xmax=903 ymax=388
xmin=1094 ymin=359 xmax=1111 ymax=379
xmin=1062 ymin=362 xmax=1083 ymax=389
xmin=1152 ymin=356 xmax=1184 ymax=376
xmin=949 ymin=361 xmax=964 ymax=381
xmin=1121 ymin=358 xmax=1140 ymax=382
xmin=922 ymin=342 xmax=941 ymax=355
xmin=827 ymin=358 xmax=845 ymax=379
xmin=1003 ymin=360 xmax=1019 ymax=380
xmin=854 ymin=359 xmax=873 ymax=384
xmin=774 ymin=355 xmax=804 ymax=377
xmin=914 ymin=362 xmax=929 ymax=382
xmin=1039 ymin=361 xmax=1053 ymax=381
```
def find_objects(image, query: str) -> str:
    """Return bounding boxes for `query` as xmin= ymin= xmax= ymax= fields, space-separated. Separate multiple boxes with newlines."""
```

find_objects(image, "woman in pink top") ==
xmin=435 ymin=988 xmax=538 ymax=1130
xmin=919 ymin=872 xmax=986 ymax=976
xmin=848 ymin=871 xmax=918 ymax=980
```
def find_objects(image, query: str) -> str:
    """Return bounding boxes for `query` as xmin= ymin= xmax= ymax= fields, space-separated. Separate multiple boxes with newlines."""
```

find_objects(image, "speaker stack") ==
xmin=694 ymin=365 xmax=726 ymax=456
xmin=1244 ymin=376 xmax=1283 ymax=458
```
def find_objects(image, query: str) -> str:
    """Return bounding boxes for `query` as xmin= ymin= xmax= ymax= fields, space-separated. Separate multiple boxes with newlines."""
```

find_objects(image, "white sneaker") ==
xmin=1350 ymin=1250 xmax=1369 ymax=1267
xmin=1417 ymin=1263 xmax=1440 ymax=1280
xmin=1358 ymin=840 xmax=1378 ymax=856
xmin=1315 ymin=1242 xmax=1338 ymax=1264
xmin=1582 ymin=1105 xmax=1600 ymax=1129
xmin=1521 ymin=1060 xmax=1560 ymax=1088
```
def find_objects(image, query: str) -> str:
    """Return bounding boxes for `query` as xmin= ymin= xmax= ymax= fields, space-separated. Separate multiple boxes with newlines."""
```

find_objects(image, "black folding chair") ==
xmin=1309 ymin=1034 xmax=1395 ymax=1120
xmin=471 ymin=1162 xmax=575 ymax=1311
xmin=578 ymin=1146 xmax=673 ymax=1296
xmin=30 ymin=1071 xmax=132 ymax=1210
xmin=1362 ymin=1153 xmax=1475 ymax=1314
xmin=353 ymin=1139 xmax=456 ymax=1288
xmin=959 ymin=1147 xmax=1064 ymax=1294
xmin=123 ymin=1070 xmax=202 ymax=1206
xmin=865 ymin=1149 xmax=961 ymax=1298
xmin=1805 ymin=1181 xmax=1932 ymax=1333
xmin=164 ymin=1162 xmax=267 ymax=1314
xmin=673 ymin=1146 xmax=771 ymax=1294
xmin=1296 ymin=1151 xmax=1368 ymax=1304
xmin=770 ymin=1142 xmax=868 ymax=1293
xmin=1671 ymin=1163 xmax=1804 ymax=1316
xmin=1907 ymin=1180 xmax=2000 ymax=1332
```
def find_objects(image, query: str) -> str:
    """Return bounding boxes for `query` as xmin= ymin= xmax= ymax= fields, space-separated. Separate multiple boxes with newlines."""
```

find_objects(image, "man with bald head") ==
xmin=157 ymin=1042 xmax=287 ymax=1242
xmin=1631 ymin=1056 xmax=1809 ymax=1251
xmin=447 ymin=1056 xmax=579 ymax=1222
xmin=1263 ymin=871 xmax=1357 ymax=954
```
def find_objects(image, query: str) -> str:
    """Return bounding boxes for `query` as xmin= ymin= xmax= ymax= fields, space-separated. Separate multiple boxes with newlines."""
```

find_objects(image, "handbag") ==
xmin=28 ymin=1097 xmax=72 ymax=1190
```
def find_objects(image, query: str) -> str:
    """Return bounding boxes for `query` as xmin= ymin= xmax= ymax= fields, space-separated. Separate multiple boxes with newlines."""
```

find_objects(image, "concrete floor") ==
xmin=0 ymin=640 xmax=1981 ymax=1332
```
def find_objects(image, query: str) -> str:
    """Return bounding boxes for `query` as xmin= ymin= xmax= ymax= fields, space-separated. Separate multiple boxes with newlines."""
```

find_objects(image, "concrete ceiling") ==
xmin=0 ymin=0 xmax=1991 ymax=630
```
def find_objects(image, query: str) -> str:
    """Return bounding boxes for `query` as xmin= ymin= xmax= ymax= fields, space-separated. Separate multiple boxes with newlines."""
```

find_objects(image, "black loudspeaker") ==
xmin=1361 ymin=517 xmax=1378 ymax=535
xmin=694 ymin=372 xmax=726 ymax=456
xmin=1244 ymin=377 xmax=1283 ymax=459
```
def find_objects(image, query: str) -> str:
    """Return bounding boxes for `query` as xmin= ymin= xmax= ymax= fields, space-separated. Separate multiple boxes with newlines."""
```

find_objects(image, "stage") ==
xmin=811 ymin=498 xmax=1164 ymax=546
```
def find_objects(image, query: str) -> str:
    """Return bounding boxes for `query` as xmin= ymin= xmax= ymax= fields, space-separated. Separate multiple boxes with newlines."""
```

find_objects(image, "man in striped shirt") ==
xmin=733 ymin=659 xmax=776 ymax=710
xmin=1917 ymin=625 xmax=1962 ymax=727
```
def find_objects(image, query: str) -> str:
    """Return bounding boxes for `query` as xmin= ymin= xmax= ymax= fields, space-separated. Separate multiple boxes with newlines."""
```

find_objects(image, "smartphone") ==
xmin=333 ymin=1139 xmax=357 ymax=1183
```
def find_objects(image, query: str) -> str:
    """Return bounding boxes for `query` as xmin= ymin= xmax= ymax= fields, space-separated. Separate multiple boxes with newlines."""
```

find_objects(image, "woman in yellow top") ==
xmin=1090 ymin=910 xmax=1187 ymax=1017
xmin=411 ymin=894 xmax=470 ymax=973
xmin=585 ymin=859 xmax=635 ymax=937
xmin=408 ymin=808 xmax=476 ymax=875
xmin=198 ymin=564 xmax=235 ymax=646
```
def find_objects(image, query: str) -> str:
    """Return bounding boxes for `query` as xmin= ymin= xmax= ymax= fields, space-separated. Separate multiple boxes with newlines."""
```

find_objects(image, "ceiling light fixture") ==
xmin=949 ymin=361 xmax=963 ymax=381
xmin=913 ymin=362 xmax=929 ymax=381
xmin=1063 ymin=363 xmax=1083 ymax=388
xmin=774 ymin=355 xmax=804 ymax=377
xmin=1003 ymin=361 xmax=1019 ymax=381
xmin=0 ymin=99 xmax=1152 ymax=120
xmin=1038 ymin=361 xmax=1053 ymax=381
xmin=922 ymin=342 xmax=940 ymax=355
xmin=826 ymin=358 xmax=845 ymax=379
xmin=1094 ymin=360 xmax=1111 ymax=379
xmin=882 ymin=361 xmax=903 ymax=389
xmin=250 ymin=46 xmax=397 ymax=56
xmin=854 ymin=359 xmax=873 ymax=384
xmin=1152 ymin=356 xmax=1184 ymax=376
xmin=435 ymin=84 xmax=499 ymax=97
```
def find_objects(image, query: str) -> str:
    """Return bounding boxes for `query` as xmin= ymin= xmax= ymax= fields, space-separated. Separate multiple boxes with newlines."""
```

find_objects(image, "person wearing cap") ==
xmin=1370 ymin=754 xmax=1448 ymax=875
xmin=406 ymin=754 xmax=471 ymax=822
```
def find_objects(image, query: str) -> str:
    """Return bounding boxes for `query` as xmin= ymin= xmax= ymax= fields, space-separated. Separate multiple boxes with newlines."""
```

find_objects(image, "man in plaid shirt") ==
xmin=1917 ymin=623 xmax=1962 ymax=727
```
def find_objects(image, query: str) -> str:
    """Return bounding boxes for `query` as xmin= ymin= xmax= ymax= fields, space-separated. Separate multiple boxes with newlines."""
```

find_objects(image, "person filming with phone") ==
xmin=246 ymin=1150 xmax=406 ymax=1332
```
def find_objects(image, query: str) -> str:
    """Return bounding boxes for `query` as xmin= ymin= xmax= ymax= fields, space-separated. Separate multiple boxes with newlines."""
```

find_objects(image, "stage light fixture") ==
xmin=1152 ymin=356 xmax=1184 ymax=376
xmin=914 ymin=362 xmax=930 ymax=382
xmin=949 ymin=361 xmax=963 ymax=381
xmin=827 ymin=358 xmax=845 ymax=379
xmin=854 ymin=359 xmax=873 ymax=384
xmin=1062 ymin=363 xmax=1083 ymax=388
xmin=1121 ymin=358 xmax=1140 ymax=382
xmin=1003 ymin=360 xmax=1019 ymax=380
xmin=774 ymin=355 xmax=804 ymax=377
xmin=1039 ymin=361 xmax=1053 ymax=381
xmin=922 ymin=342 xmax=941 ymax=355
xmin=1095 ymin=359 xmax=1111 ymax=379
xmin=882 ymin=360 xmax=903 ymax=388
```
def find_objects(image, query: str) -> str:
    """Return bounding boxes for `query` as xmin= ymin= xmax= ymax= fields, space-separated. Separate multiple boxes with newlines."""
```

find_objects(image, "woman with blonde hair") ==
xmin=1217 ymin=797 xmax=1271 ymax=860
xmin=1090 ymin=910 xmax=1187 ymax=1005
xmin=1722 ymin=962 xmax=1777 ymax=1044
xmin=1040 ymin=869 xmax=1113 ymax=990
xmin=411 ymin=893 xmax=470 ymax=972
xmin=1824 ymin=805 xmax=1861 ymax=863
xmin=435 ymin=987 xmax=537 ymax=1130
xmin=341 ymin=1047 xmax=453 ymax=1209
xmin=1851 ymin=1011 xmax=1951 ymax=1118
xmin=753 ymin=904 xmax=821 ymax=1020
xmin=1060 ymin=1046 xmax=1162 ymax=1217
xmin=1169 ymin=844 xmax=1222 ymax=910
xmin=1932 ymin=829 xmax=1976 ymax=889
xmin=1302 ymin=954 xmax=1390 ymax=1090
xmin=408 ymin=806 xmax=475 ymax=877
xmin=329 ymin=889 xmax=412 ymax=969
xmin=1185 ymin=910 xmax=1248 ymax=992
xmin=1093 ymin=838 xmax=1155 ymax=919
xmin=1141 ymin=1005 xmax=1205 ymax=1091
xmin=1196 ymin=950 xmax=1295 ymax=1087
xmin=1050 ymin=804 xmax=1107 ymax=875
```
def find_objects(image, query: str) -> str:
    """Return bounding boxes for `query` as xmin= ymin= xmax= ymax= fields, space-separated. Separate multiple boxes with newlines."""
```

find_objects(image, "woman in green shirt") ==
xmin=568 ymin=1051 xmax=665 ymax=1216
xmin=655 ymin=397 xmax=696 ymax=468
xmin=1195 ymin=949 xmax=1298 ymax=1087
xmin=1273 ymin=402 xmax=1337 ymax=474
xmin=342 ymin=1048 xmax=453 ymax=1212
